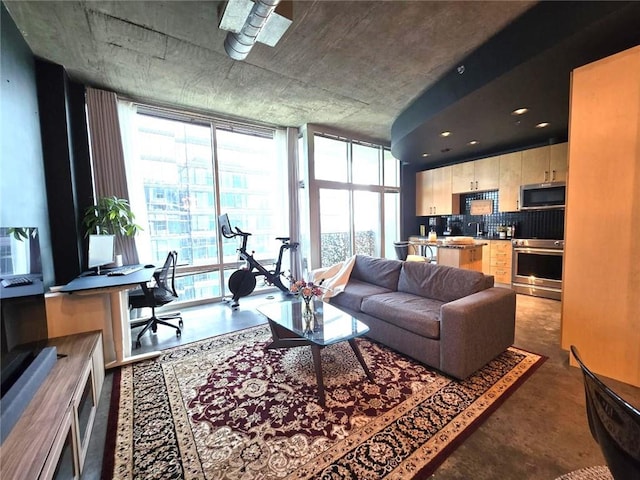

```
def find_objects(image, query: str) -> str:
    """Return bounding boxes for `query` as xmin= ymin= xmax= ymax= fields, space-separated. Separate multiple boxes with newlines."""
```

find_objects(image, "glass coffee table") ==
xmin=257 ymin=299 xmax=374 ymax=407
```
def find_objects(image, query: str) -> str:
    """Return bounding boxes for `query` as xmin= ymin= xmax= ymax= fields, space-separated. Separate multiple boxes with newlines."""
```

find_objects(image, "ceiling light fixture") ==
xmin=468 ymin=140 xmax=479 ymax=146
xmin=512 ymin=108 xmax=529 ymax=115
xmin=440 ymin=131 xmax=452 ymax=137
xmin=421 ymin=153 xmax=430 ymax=157
xmin=535 ymin=122 xmax=550 ymax=128
xmin=219 ymin=0 xmax=293 ymax=61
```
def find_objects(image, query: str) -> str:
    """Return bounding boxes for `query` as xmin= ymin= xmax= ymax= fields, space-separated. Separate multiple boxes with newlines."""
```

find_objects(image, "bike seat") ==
xmin=276 ymin=237 xmax=290 ymax=242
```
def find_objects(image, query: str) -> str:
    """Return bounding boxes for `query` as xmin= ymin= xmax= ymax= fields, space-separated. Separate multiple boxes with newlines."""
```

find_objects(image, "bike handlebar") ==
xmin=222 ymin=223 xmax=297 ymax=251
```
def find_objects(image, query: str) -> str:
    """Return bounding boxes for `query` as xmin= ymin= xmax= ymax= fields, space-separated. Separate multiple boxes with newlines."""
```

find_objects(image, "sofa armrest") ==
xmin=439 ymin=287 xmax=516 ymax=379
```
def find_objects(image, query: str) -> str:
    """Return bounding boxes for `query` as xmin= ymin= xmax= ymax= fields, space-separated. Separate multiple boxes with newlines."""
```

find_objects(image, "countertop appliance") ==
xmin=511 ymin=238 xmax=564 ymax=300
xmin=520 ymin=182 xmax=566 ymax=210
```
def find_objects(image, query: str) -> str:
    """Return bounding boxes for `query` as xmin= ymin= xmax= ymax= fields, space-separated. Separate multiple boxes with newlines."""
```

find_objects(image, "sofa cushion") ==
xmin=398 ymin=262 xmax=488 ymax=303
xmin=361 ymin=292 xmax=443 ymax=339
xmin=484 ymin=275 xmax=495 ymax=289
xmin=350 ymin=255 xmax=403 ymax=290
xmin=329 ymin=279 xmax=393 ymax=312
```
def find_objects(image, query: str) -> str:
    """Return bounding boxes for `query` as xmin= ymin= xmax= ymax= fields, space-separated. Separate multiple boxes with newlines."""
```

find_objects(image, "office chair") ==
xmin=570 ymin=346 xmax=640 ymax=480
xmin=129 ymin=251 xmax=183 ymax=348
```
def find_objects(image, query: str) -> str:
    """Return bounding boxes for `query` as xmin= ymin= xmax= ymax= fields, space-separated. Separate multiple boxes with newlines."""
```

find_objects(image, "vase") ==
xmin=302 ymin=295 xmax=314 ymax=316
xmin=301 ymin=296 xmax=315 ymax=332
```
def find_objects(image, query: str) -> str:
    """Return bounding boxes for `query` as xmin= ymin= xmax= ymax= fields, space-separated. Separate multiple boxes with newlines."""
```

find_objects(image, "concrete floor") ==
xmin=83 ymin=292 xmax=640 ymax=480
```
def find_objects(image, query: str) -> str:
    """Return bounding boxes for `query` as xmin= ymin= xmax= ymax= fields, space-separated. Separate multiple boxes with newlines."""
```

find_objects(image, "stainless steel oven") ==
xmin=511 ymin=239 xmax=564 ymax=300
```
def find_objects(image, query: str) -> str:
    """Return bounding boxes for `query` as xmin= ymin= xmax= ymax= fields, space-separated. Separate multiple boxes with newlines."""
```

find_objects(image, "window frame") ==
xmin=300 ymin=125 xmax=400 ymax=269
xmin=121 ymin=103 xmax=294 ymax=307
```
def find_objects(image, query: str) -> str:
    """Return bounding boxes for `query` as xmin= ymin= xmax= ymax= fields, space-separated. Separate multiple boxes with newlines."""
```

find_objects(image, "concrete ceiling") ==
xmin=5 ymin=1 xmax=638 ymax=169
xmin=4 ymin=0 xmax=534 ymax=145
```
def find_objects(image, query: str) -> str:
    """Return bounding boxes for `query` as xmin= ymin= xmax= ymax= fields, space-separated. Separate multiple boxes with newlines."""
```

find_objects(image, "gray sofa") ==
xmin=328 ymin=255 xmax=516 ymax=379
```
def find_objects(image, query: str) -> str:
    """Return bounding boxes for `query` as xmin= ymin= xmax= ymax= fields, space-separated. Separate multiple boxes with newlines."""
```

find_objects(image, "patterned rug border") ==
xmin=412 ymin=345 xmax=547 ymax=479
xmin=101 ymin=326 xmax=547 ymax=480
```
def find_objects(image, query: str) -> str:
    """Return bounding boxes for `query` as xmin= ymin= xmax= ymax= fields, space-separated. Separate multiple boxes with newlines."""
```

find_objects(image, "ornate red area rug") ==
xmin=102 ymin=325 xmax=544 ymax=479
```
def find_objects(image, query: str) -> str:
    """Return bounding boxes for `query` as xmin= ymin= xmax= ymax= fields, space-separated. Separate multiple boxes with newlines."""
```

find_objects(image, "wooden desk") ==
xmin=55 ymin=266 xmax=161 ymax=368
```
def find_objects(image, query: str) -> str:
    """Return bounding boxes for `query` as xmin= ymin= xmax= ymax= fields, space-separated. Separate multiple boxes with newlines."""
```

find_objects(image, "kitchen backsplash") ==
xmin=417 ymin=190 xmax=565 ymax=239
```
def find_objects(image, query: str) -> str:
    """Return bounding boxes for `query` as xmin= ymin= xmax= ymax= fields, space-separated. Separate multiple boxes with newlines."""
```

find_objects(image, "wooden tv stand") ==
xmin=0 ymin=331 xmax=104 ymax=479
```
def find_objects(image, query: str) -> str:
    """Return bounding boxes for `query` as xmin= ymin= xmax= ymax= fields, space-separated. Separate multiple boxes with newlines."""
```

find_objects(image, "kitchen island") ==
xmin=409 ymin=236 xmax=488 ymax=272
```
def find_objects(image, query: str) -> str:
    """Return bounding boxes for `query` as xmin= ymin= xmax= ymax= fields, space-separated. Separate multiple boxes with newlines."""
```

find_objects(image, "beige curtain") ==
xmin=86 ymin=87 xmax=139 ymax=265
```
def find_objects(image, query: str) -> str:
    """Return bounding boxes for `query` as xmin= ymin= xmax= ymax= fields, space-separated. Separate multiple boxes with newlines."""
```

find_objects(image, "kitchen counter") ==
xmin=408 ymin=236 xmax=486 ymax=271
xmin=409 ymin=236 xmax=489 ymax=249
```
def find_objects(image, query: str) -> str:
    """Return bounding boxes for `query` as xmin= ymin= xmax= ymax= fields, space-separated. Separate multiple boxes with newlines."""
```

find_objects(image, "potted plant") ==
xmin=82 ymin=196 xmax=142 ymax=265
xmin=82 ymin=196 xmax=141 ymax=237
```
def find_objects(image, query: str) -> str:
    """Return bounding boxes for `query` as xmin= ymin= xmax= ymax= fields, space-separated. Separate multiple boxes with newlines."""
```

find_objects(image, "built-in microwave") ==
xmin=520 ymin=182 xmax=566 ymax=210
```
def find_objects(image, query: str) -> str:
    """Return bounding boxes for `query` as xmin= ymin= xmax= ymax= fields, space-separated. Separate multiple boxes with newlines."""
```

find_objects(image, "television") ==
xmin=87 ymin=234 xmax=114 ymax=274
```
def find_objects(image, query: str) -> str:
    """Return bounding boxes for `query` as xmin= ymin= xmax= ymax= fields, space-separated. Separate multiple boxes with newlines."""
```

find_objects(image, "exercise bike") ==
xmin=219 ymin=214 xmax=298 ymax=309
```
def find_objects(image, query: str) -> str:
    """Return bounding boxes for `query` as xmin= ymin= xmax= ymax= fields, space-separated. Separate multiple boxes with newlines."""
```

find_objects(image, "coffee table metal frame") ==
xmin=257 ymin=299 xmax=374 ymax=407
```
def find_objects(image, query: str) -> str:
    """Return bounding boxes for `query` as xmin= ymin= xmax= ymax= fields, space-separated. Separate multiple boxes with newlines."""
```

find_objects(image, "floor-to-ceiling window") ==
xmin=123 ymin=107 xmax=289 ymax=304
xmin=303 ymin=128 xmax=400 ymax=269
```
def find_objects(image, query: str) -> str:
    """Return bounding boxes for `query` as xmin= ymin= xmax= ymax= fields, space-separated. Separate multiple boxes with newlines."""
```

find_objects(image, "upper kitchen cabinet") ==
xmin=451 ymin=162 xmax=474 ymax=193
xmin=416 ymin=166 xmax=454 ymax=215
xmin=498 ymin=151 xmax=522 ymax=212
xmin=432 ymin=166 xmax=454 ymax=214
xmin=521 ymin=144 xmax=568 ymax=184
xmin=474 ymin=157 xmax=500 ymax=191
xmin=549 ymin=142 xmax=569 ymax=182
xmin=451 ymin=156 xmax=499 ymax=193
xmin=416 ymin=170 xmax=433 ymax=216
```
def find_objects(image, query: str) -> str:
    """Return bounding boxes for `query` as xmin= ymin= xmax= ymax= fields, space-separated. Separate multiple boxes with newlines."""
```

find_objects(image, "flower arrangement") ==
xmin=290 ymin=279 xmax=323 ymax=300
xmin=290 ymin=279 xmax=324 ymax=323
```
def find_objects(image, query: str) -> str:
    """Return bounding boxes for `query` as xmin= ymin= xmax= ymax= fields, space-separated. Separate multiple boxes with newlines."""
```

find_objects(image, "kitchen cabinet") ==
xmin=432 ymin=166 xmax=453 ymax=214
xmin=499 ymin=144 xmax=567 ymax=212
xmin=481 ymin=243 xmax=491 ymax=275
xmin=416 ymin=170 xmax=432 ymax=216
xmin=451 ymin=162 xmax=475 ymax=193
xmin=489 ymin=240 xmax=512 ymax=285
xmin=474 ymin=156 xmax=500 ymax=191
xmin=521 ymin=143 xmax=568 ymax=184
xmin=437 ymin=245 xmax=483 ymax=272
xmin=417 ymin=143 xmax=568 ymax=216
xmin=451 ymin=156 xmax=499 ymax=193
xmin=416 ymin=166 xmax=453 ymax=215
xmin=549 ymin=142 xmax=568 ymax=182
xmin=498 ymin=151 xmax=522 ymax=212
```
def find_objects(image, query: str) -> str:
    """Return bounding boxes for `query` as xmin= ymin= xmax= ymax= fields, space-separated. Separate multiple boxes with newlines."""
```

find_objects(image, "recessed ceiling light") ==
xmin=535 ymin=122 xmax=550 ymax=128
xmin=468 ymin=140 xmax=479 ymax=146
xmin=440 ymin=131 xmax=452 ymax=137
xmin=421 ymin=153 xmax=430 ymax=157
xmin=512 ymin=108 xmax=529 ymax=115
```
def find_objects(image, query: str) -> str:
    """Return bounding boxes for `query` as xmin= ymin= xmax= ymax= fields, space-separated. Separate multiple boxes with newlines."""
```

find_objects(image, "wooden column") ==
xmin=561 ymin=46 xmax=640 ymax=387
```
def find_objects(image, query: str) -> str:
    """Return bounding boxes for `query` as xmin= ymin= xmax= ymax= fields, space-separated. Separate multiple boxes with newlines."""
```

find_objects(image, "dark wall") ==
xmin=35 ymin=60 xmax=93 ymax=284
xmin=0 ymin=4 xmax=54 ymax=287
xmin=400 ymin=164 xmax=416 ymax=241
xmin=1 ymin=5 xmax=93 ymax=287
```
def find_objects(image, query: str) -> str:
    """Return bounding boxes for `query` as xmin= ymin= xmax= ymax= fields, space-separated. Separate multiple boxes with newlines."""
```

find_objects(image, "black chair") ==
xmin=570 ymin=346 xmax=640 ymax=480
xmin=129 ymin=251 xmax=183 ymax=348
xmin=393 ymin=241 xmax=409 ymax=261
